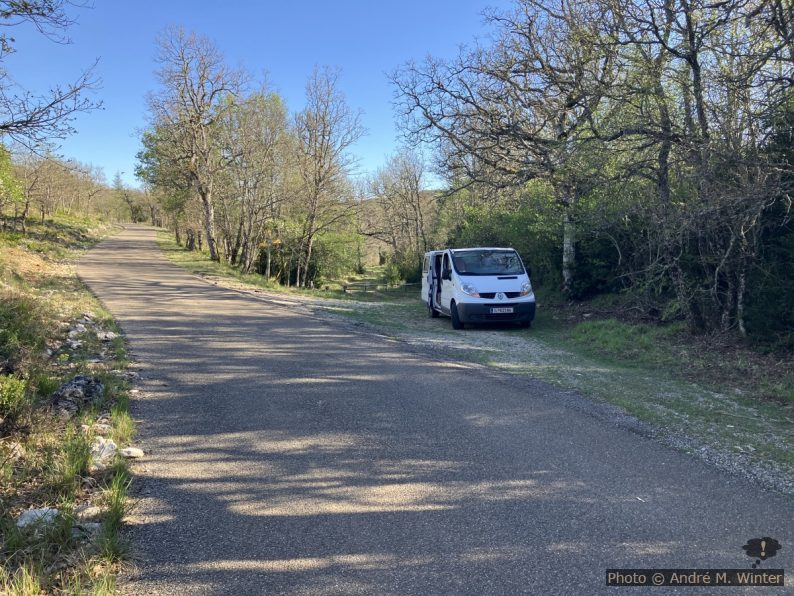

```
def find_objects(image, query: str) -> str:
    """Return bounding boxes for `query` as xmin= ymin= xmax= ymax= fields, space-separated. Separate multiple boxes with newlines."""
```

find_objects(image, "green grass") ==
xmin=0 ymin=376 xmax=28 ymax=421
xmin=48 ymin=426 xmax=92 ymax=496
xmin=568 ymin=319 xmax=684 ymax=366
xmin=95 ymin=467 xmax=131 ymax=563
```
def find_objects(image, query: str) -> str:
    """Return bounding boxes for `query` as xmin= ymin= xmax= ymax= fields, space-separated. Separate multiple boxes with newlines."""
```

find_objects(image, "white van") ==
xmin=421 ymin=247 xmax=536 ymax=329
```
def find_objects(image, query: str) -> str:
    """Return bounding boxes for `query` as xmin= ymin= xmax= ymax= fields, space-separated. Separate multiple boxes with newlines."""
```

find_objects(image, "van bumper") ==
xmin=456 ymin=301 xmax=536 ymax=324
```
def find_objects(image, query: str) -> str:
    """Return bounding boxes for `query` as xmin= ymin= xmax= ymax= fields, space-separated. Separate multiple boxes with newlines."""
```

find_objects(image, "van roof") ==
xmin=450 ymin=247 xmax=516 ymax=253
xmin=424 ymin=247 xmax=517 ymax=256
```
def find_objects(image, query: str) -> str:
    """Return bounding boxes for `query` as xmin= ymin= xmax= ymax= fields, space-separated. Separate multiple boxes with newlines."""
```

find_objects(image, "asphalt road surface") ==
xmin=78 ymin=226 xmax=792 ymax=595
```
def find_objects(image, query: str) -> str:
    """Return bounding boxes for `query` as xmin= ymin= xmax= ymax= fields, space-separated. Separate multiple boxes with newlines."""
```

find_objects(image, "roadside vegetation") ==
xmin=0 ymin=213 xmax=135 ymax=593
xmin=158 ymin=230 xmax=419 ymax=304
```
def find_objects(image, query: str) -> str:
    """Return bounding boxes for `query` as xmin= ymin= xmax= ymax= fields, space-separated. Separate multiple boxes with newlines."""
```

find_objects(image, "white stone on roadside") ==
xmin=120 ymin=447 xmax=144 ymax=459
xmin=97 ymin=331 xmax=118 ymax=341
xmin=93 ymin=423 xmax=112 ymax=434
xmin=16 ymin=508 xmax=59 ymax=528
xmin=90 ymin=436 xmax=117 ymax=464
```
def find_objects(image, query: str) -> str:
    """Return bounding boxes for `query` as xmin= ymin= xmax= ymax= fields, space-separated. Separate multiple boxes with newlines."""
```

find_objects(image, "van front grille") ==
xmin=479 ymin=292 xmax=521 ymax=299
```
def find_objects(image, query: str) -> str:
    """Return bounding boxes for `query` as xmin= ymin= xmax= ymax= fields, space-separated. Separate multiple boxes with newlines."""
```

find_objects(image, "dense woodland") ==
xmin=393 ymin=0 xmax=794 ymax=346
xmin=1 ymin=1 xmax=792 ymax=348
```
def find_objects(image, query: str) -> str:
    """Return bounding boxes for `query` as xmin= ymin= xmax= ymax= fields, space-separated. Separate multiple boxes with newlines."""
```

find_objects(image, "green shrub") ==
xmin=0 ymin=375 xmax=28 ymax=419
xmin=395 ymin=251 xmax=422 ymax=284
xmin=383 ymin=261 xmax=402 ymax=287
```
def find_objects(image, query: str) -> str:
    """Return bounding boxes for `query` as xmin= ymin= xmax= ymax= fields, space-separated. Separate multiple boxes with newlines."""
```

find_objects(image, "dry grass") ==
xmin=0 ymin=213 xmax=134 ymax=594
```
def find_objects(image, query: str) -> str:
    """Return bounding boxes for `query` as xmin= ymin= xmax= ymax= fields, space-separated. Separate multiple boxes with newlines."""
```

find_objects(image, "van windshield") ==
xmin=452 ymin=249 xmax=525 ymax=276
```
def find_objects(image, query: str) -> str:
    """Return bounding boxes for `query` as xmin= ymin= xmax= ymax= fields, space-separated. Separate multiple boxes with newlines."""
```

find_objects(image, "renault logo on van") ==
xmin=496 ymin=292 xmax=505 ymax=300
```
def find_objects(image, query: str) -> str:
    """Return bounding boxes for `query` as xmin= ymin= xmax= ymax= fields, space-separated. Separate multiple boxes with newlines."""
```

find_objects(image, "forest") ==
xmin=128 ymin=2 xmax=794 ymax=347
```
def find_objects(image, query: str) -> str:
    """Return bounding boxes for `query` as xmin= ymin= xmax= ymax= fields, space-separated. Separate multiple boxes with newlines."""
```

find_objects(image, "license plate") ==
xmin=491 ymin=307 xmax=514 ymax=314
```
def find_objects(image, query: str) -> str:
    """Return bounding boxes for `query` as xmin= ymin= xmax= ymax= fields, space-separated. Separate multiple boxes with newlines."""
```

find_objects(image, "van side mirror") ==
xmin=442 ymin=268 xmax=451 ymax=280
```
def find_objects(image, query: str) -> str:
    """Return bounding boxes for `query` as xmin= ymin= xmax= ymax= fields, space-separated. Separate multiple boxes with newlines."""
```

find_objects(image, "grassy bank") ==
xmin=157 ymin=232 xmax=794 ymax=494
xmin=1 ymin=214 xmax=135 ymax=593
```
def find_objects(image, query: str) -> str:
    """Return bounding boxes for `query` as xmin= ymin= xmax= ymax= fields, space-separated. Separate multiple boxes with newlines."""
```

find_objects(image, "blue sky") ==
xmin=4 ymin=0 xmax=512 ymax=188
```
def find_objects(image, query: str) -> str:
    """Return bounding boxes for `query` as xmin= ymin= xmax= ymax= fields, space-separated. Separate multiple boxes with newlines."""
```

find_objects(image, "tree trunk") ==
xmin=562 ymin=211 xmax=575 ymax=297
xmin=230 ymin=218 xmax=244 ymax=265
xmin=302 ymin=235 xmax=315 ymax=287
xmin=295 ymin=251 xmax=303 ymax=288
xmin=199 ymin=190 xmax=219 ymax=261
xmin=736 ymin=268 xmax=746 ymax=337
xmin=20 ymin=198 xmax=30 ymax=235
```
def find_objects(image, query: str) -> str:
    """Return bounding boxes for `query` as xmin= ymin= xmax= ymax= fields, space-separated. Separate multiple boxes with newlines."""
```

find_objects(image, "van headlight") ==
xmin=461 ymin=282 xmax=480 ymax=297
xmin=520 ymin=281 xmax=532 ymax=296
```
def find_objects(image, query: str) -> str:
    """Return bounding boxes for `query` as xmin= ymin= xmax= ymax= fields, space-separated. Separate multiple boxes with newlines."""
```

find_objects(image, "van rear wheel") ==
xmin=451 ymin=302 xmax=464 ymax=330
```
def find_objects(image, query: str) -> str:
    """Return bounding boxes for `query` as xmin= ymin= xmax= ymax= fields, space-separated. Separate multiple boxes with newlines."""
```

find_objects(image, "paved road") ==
xmin=78 ymin=226 xmax=792 ymax=595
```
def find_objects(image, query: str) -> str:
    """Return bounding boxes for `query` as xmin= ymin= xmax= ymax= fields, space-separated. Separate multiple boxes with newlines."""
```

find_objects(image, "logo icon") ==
xmin=496 ymin=292 xmax=505 ymax=300
xmin=742 ymin=537 xmax=782 ymax=568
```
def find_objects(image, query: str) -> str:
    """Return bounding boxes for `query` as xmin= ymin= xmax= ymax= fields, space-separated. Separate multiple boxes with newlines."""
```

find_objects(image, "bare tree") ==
xmin=292 ymin=66 xmax=364 ymax=286
xmin=0 ymin=1 xmax=100 ymax=147
xmin=393 ymin=0 xmax=616 ymax=295
xmin=147 ymin=27 xmax=244 ymax=261
xmin=364 ymin=149 xmax=434 ymax=261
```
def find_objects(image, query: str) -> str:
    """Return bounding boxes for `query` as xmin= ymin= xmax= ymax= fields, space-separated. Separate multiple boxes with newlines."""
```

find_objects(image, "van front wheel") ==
xmin=451 ymin=302 xmax=464 ymax=330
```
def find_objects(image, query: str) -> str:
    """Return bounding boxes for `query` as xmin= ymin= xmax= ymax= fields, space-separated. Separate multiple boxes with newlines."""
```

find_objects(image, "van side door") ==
xmin=440 ymin=252 xmax=454 ymax=312
xmin=421 ymin=254 xmax=430 ymax=305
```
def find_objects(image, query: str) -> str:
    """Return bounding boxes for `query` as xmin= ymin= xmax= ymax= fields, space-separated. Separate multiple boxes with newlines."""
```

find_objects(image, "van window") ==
xmin=422 ymin=255 xmax=429 ymax=273
xmin=452 ymin=249 xmax=525 ymax=276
